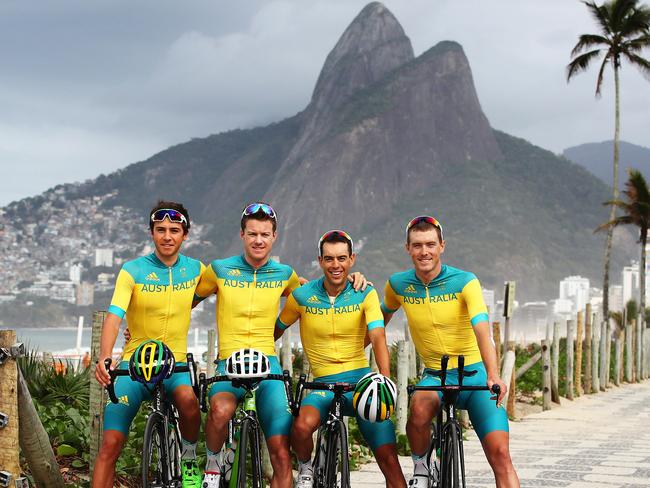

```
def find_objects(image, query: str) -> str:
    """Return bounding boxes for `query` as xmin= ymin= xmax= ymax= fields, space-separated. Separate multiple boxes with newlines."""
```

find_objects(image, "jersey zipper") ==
xmin=249 ymin=269 xmax=257 ymax=346
xmin=165 ymin=266 xmax=172 ymax=344
xmin=425 ymin=284 xmax=446 ymax=361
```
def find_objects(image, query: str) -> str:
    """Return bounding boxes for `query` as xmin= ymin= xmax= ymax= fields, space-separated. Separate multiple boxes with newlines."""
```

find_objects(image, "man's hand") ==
xmin=348 ymin=271 xmax=372 ymax=291
xmin=123 ymin=327 xmax=131 ymax=342
xmin=487 ymin=375 xmax=508 ymax=406
xmin=95 ymin=356 xmax=112 ymax=387
xmin=298 ymin=276 xmax=309 ymax=286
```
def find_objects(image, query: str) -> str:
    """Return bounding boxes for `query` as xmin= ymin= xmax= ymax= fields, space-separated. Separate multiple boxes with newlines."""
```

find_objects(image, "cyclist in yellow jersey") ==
xmin=382 ymin=216 xmax=519 ymax=488
xmin=93 ymin=201 xmax=204 ymax=488
xmin=276 ymin=230 xmax=406 ymax=488
xmin=194 ymin=204 xmax=368 ymax=488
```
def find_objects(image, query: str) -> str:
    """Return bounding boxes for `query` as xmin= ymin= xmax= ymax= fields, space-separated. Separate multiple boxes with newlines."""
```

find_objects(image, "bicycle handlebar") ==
xmin=104 ymin=353 xmax=199 ymax=404
xmin=292 ymin=374 xmax=356 ymax=417
xmin=197 ymin=370 xmax=293 ymax=413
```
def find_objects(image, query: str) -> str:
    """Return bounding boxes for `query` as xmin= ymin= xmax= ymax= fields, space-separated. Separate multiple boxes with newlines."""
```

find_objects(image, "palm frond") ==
xmin=619 ymin=4 xmax=650 ymax=36
xmin=622 ymin=51 xmax=650 ymax=79
xmin=624 ymin=34 xmax=650 ymax=52
xmin=610 ymin=0 xmax=638 ymax=31
xmin=567 ymin=49 xmax=605 ymax=81
xmin=585 ymin=1 xmax=615 ymax=36
xmin=595 ymin=53 xmax=612 ymax=96
xmin=570 ymin=34 xmax=611 ymax=56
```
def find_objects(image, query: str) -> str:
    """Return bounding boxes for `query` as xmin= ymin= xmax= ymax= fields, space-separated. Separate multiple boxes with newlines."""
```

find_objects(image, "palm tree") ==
xmin=598 ymin=169 xmax=650 ymax=326
xmin=567 ymin=0 xmax=650 ymax=324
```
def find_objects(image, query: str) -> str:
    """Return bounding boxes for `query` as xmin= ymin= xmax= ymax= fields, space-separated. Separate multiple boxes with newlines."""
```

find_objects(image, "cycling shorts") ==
xmin=103 ymin=361 xmax=193 ymax=435
xmin=416 ymin=361 xmax=508 ymax=440
xmin=302 ymin=367 xmax=396 ymax=451
xmin=208 ymin=355 xmax=292 ymax=439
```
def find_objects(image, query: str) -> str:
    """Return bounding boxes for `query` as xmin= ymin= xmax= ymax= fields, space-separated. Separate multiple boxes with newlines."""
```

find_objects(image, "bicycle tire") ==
xmin=142 ymin=411 xmax=170 ymax=487
xmin=236 ymin=417 xmax=265 ymax=488
xmin=167 ymin=413 xmax=183 ymax=485
xmin=440 ymin=422 xmax=461 ymax=488
xmin=324 ymin=420 xmax=350 ymax=488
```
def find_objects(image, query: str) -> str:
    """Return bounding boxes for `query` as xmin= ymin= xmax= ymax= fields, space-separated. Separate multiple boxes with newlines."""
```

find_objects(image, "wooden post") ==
xmin=566 ymin=319 xmax=574 ymax=400
xmin=625 ymin=321 xmax=633 ymax=382
xmin=551 ymin=321 xmax=560 ymax=404
xmin=500 ymin=344 xmax=516 ymax=418
xmin=541 ymin=340 xmax=551 ymax=411
xmin=645 ymin=327 xmax=650 ymax=380
xmin=636 ymin=313 xmax=643 ymax=381
xmin=89 ymin=311 xmax=106 ymax=478
xmin=592 ymin=315 xmax=600 ymax=393
xmin=584 ymin=305 xmax=592 ymax=393
xmin=515 ymin=351 xmax=541 ymax=380
xmin=206 ymin=329 xmax=217 ymax=377
xmin=599 ymin=319 xmax=608 ymax=391
xmin=369 ymin=348 xmax=379 ymax=373
xmin=0 ymin=330 xmax=20 ymax=481
xmin=404 ymin=325 xmax=417 ymax=380
xmin=396 ymin=341 xmax=408 ymax=434
xmin=503 ymin=317 xmax=511 ymax=360
xmin=281 ymin=330 xmax=293 ymax=377
xmin=493 ymin=322 xmax=501 ymax=368
xmin=614 ymin=335 xmax=622 ymax=386
xmin=575 ymin=312 xmax=583 ymax=396
xmin=604 ymin=321 xmax=612 ymax=388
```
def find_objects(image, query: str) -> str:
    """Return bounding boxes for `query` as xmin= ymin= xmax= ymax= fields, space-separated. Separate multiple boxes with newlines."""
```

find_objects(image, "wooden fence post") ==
xmin=0 ymin=330 xmax=20 ymax=482
xmin=566 ymin=319 xmax=575 ymax=400
xmin=644 ymin=327 xmax=650 ymax=380
xmin=206 ymin=329 xmax=217 ymax=377
xmin=396 ymin=341 xmax=409 ymax=434
xmin=89 ymin=311 xmax=107 ymax=479
xmin=575 ymin=312 xmax=583 ymax=396
xmin=541 ymin=340 xmax=551 ymax=411
xmin=493 ymin=322 xmax=501 ymax=369
xmin=591 ymin=315 xmax=600 ymax=393
xmin=625 ymin=321 xmax=634 ymax=383
xmin=599 ymin=319 xmax=608 ymax=390
xmin=584 ymin=305 xmax=592 ymax=393
xmin=500 ymin=343 xmax=516 ymax=418
xmin=551 ymin=321 xmax=560 ymax=404
xmin=605 ymin=321 xmax=612 ymax=388
xmin=404 ymin=325 xmax=417 ymax=380
xmin=614 ymin=334 xmax=622 ymax=386
xmin=281 ymin=330 xmax=293 ymax=377
xmin=636 ymin=313 xmax=643 ymax=381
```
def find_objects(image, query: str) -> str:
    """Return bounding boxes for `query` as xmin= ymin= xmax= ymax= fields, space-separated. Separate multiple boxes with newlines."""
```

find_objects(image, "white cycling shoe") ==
xmin=295 ymin=472 xmax=314 ymax=488
xmin=407 ymin=474 xmax=430 ymax=488
xmin=202 ymin=472 xmax=221 ymax=488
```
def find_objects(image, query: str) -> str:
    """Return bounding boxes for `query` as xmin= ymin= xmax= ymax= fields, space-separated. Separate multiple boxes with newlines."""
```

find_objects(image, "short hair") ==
xmin=407 ymin=221 xmax=442 ymax=244
xmin=149 ymin=200 xmax=190 ymax=234
xmin=240 ymin=201 xmax=277 ymax=232
xmin=319 ymin=232 xmax=353 ymax=257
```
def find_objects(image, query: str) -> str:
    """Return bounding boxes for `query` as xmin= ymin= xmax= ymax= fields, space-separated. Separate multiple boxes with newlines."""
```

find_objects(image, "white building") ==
xmin=69 ymin=263 xmax=83 ymax=284
xmin=76 ymin=282 xmax=94 ymax=306
xmin=609 ymin=285 xmax=623 ymax=313
xmin=559 ymin=275 xmax=590 ymax=313
xmin=95 ymin=248 xmax=114 ymax=267
xmin=482 ymin=288 xmax=495 ymax=323
xmin=622 ymin=261 xmax=640 ymax=307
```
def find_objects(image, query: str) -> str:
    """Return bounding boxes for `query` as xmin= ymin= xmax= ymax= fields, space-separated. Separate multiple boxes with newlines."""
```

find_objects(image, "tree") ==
xmin=598 ymin=169 xmax=650 ymax=326
xmin=567 ymin=0 xmax=650 ymax=324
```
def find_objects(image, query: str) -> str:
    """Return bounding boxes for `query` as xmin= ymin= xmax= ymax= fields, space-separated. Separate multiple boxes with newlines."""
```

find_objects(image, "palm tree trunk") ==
xmin=641 ymin=228 xmax=647 ymax=327
xmin=603 ymin=66 xmax=622 ymax=322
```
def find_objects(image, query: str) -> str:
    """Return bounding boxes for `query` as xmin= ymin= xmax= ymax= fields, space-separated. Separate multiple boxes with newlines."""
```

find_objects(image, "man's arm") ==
xmin=275 ymin=294 xmax=301 ymax=341
xmin=368 ymin=327 xmax=391 ymax=377
xmin=193 ymin=263 xmax=219 ymax=307
xmin=473 ymin=321 xmax=507 ymax=404
xmin=95 ymin=313 xmax=122 ymax=387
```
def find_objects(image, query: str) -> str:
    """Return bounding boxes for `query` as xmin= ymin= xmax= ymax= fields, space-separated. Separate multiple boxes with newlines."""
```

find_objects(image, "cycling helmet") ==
xmin=128 ymin=340 xmax=175 ymax=385
xmin=225 ymin=349 xmax=271 ymax=378
xmin=352 ymin=372 xmax=397 ymax=422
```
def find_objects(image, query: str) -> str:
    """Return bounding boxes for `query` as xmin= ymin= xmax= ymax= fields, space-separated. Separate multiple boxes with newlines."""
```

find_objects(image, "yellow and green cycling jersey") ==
xmin=382 ymin=265 xmax=489 ymax=370
xmin=108 ymin=253 xmax=205 ymax=362
xmin=277 ymin=278 xmax=384 ymax=378
xmin=194 ymin=254 xmax=300 ymax=359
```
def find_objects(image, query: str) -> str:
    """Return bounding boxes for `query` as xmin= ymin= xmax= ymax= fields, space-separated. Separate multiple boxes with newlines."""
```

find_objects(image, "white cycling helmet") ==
xmin=225 ymin=349 xmax=271 ymax=379
xmin=352 ymin=372 xmax=397 ymax=422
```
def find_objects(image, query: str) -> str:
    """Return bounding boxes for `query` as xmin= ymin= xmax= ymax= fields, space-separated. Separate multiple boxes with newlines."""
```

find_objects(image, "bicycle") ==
xmin=407 ymin=355 xmax=500 ymax=488
xmin=198 ymin=366 xmax=293 ymax=488
xmin=292 ymin=374 xmax=357 ymax=488
xmin=104 ymin=353 xmax=199 ymax=488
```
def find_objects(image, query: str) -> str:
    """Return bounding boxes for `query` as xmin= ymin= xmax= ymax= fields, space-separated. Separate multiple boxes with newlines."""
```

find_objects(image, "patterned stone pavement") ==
xmin=350 ymin=381 xmax=650 ymax=487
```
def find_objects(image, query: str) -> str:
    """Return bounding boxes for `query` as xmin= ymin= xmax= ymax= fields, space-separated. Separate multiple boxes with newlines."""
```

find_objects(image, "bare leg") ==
xmin=481 ymin=431 xmax=519 ymax=488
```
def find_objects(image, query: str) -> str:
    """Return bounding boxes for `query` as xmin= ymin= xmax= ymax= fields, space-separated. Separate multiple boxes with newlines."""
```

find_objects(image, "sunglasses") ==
xmin=242 ymin=202 xmax=276 ymax=220
xmin=406 ymin=215 xmax=443 ymax=240
xmin=318 ymin=230 xmax=354 ymax=255
xmin=150 ymin=209 xmax=188 ymax=226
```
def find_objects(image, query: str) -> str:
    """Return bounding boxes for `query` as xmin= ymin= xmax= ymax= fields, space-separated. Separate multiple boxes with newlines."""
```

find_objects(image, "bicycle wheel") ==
xmin=167 ymin=416 xmax=183 ymax=486
xmin=324 ymin=420 xmax=350 ymax=488
xmin=142 ymin=411 xmax=169 ymax=487
xmin=236 ymin=417 xmax=264 ymax=488
xmin=440 ymin=422 xmax=461 ymax=488
xmin=312 ymin=427 xmax=328 ymax=488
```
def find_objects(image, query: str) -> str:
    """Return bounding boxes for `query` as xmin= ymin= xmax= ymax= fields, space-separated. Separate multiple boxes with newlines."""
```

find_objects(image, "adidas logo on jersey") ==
xmin=146 ymin=272 xmax=160 ymax=282
xmin=307 ymin=295 xmax=321 ymax=304
xmin=119 ymin=395 xmax=129 ymax=406
xmin=404 ymin=284 xmax=417 ymax=294
xmin=228 ymin=269 xmax=242 ymax=277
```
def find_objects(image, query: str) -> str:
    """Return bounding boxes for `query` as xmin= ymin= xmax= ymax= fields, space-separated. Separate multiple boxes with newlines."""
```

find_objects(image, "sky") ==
xmin=2 ymin=0 xmax=650 ymax=206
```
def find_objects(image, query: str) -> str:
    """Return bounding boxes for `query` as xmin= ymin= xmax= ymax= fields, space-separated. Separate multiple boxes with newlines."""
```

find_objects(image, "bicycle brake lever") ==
xmin=199 ymin=373 xmax=208 ymax=413
xmin=104 ymin=358 xmax=119 ymax=404
xmin=491 ymin=384 xmax=501 ymax=407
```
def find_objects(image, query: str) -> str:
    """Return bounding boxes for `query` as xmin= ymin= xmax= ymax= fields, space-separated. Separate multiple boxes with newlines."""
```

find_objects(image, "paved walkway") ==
xmin=351 ymin=381 xmax=650 ymax=487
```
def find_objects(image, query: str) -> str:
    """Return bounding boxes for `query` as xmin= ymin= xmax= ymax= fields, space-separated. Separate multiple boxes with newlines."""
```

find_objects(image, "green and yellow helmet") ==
xmin=352 ymin=372 xmax=397 ymax=423
xmin=128 ymin=340 xmax=175 ymax=385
